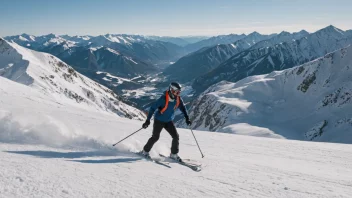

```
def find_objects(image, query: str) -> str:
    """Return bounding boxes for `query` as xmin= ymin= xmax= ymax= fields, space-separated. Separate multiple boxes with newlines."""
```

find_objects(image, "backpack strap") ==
xmin=160 ymin=91 xmax=169 ymax=114
xmin=160 ymin=91 xmax=180 ymax=114
xmin=174 ymin=96 xmax=180 ymax=110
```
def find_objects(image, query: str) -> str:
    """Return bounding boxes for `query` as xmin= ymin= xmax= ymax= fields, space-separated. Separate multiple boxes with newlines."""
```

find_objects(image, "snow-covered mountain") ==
xmin=5 ymin=34 xmax=186 ymax=70
xmin=61 ymin=35 xmax=92 ymax=43
xmin=164 ymin=44 xmax=241 ymax=82
xmin=6 ymin=33 xmax=77 ymax=50
xmin=106 ymin=40 xmax=185 ymax=67
xmin=164 ymin=32 xmax=276 ymax=82
xmin=82 ymin=34 xmax=146 ymax=47
xmin=180 ymin=45 xmax=352 ymax=143
xmin=62 ymin=47 xmax=157 ymax=78
xmin=6 ymin=34 xmax=142 ymax=49
xmin=0 ymin=37 xmax=146 ymax=120
xmin=2 ymin=70 xmax=352 ymax=197
xmin=184 ymin=33 xmax=247 ymax=53
xmin=193 ymin=25 xmax=352 ymax=92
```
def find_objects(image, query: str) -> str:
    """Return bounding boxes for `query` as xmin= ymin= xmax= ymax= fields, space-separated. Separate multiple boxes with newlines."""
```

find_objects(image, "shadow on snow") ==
xmin=5 ymin=150 xmax=141 ymax=164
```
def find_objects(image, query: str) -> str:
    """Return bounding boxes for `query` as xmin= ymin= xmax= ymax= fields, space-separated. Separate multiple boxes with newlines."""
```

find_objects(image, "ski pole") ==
xmin=190 ymin=128 xmax=205 ymax=158
xmin=112 ymin=128 xmax=143 ymax=147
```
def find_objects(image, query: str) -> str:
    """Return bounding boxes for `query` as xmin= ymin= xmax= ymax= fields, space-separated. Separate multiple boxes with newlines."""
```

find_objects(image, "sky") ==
xmin=1 ymin=0 xmax=352 ymax=37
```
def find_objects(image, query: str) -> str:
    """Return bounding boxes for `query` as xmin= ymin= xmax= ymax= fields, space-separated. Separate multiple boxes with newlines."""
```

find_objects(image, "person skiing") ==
xmin=140 ymin=82 xmax=191 ymax=162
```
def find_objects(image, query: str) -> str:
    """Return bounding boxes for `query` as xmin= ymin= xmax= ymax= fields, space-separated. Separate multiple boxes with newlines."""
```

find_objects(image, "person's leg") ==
xmin=164 ymin=121 xmax=179 ymax=154
xmin=143 ymin=120 xmax=164 ymax=152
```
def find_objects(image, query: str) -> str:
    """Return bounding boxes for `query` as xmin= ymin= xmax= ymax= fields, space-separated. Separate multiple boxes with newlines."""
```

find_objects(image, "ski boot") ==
xmin=170 ymin=153 xmax=183 ymax=162
xmin=140 ymin=150 xmax=151 ymax=159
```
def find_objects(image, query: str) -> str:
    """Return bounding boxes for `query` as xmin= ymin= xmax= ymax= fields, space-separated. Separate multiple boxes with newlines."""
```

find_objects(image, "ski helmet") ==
xmin=169 ymin=82 xmax=182 ymax=98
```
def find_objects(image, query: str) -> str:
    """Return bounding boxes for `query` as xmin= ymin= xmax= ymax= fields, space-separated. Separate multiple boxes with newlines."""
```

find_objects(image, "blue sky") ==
xmin=1 ymin=0 xmax=351 ymax=36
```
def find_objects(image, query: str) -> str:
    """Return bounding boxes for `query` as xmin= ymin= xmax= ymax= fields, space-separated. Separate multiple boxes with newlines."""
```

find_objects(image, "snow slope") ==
xmin=1 ymin=76 xmax=352 ymax=198
xmin=181 ymin=45 xmax=352 ymax=144
xmin=0 ymin=38 xmax=145 ymax=120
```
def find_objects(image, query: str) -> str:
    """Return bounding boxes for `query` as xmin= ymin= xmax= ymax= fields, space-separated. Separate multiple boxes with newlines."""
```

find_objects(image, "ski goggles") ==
xmin=170 ymin=86 xmax=181 ymax=96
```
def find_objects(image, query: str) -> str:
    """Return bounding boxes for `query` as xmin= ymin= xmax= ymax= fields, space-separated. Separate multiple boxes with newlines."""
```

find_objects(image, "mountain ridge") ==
xmin=0 ymin=38 xmax=146 ymax=120
xmin=193 ymin=25 xmax=352 ymax=92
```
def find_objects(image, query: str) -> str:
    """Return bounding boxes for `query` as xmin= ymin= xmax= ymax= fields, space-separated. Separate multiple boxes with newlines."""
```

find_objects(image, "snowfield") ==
xmin=1 ymin=76 xmax=352 ymax=198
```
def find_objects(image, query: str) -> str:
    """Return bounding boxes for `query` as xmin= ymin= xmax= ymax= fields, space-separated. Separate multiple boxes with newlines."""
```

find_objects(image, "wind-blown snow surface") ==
xmin=1 ymin=76 xmax=352 ymax=198
xmin=0 ymin=38 xmax=145 ymax=120
xmin=181 ymin=45 xmax=352 ymax=144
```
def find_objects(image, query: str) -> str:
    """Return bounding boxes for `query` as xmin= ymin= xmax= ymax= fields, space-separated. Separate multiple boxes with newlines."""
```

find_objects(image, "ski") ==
xmin=134 ymin=152 xmax=171 ymax=168
xmin=159 ymin=154 xmax=202 ymax=172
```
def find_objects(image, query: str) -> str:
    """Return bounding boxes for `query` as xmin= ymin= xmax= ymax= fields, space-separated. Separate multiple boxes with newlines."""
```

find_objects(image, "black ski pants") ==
xmin=143 ymin=119 xmax=179 ymax=154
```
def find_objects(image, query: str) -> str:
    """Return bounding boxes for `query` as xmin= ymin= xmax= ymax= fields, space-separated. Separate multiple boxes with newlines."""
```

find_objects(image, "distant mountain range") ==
xmin=145 ymin=36 xmax=210 ymax=47
xmin=4 ymin=34 xmax=186 ymax=77
xmin=163 ymin=32 xmax=281 ymax=82
xmin=184 ymin=33 xmax=247 ymax=53
xmin=192 ymin=25 xmax=352 ymax=93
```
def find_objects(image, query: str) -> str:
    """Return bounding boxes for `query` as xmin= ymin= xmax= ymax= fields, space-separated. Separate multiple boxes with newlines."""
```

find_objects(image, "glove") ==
xmin=185 ymin=117 xmax=192 ymax=126
xmin=142 ymin=120 xmax=150 ymax=129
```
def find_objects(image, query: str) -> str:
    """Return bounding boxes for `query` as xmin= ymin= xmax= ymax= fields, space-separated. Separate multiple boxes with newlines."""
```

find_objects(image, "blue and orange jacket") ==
xmin=147 ymin=91 xmax=189 ymax=123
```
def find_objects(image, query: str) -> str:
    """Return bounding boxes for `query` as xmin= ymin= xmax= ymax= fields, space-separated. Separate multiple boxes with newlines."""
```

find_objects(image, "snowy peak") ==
xmin=250 ymin=29 xmax=309 ymax=50
xmin=320 ymin=25 xmax=343 ymax=33
xmin=298 ymin=29 xmax=309 ymax=35
xmin=103 ymin=34 xmax=132 ymax=45
xmin=6 ymin=34 xmax=73 ymax=49
xmin=61 ymin=35 xmax=92 ymax=43
xmin=313 ymin=25 xmax=346 ymax=39
xmin=247 ymin=31 xmax=261 ymax=37
xmin=244 ymin=31 xmax=262 ymax=41
xmin=276 ymin=30 xmax=309 ymax=39
xmin=17 ymin=33 xmax=36 ymax=42
xmin=238 ymin=31 xmax=273 ymax=46
xmin=0 ymin=39 xmax=146 ymax=120
xmin=277 ymin=31 xmax=291 ymax=36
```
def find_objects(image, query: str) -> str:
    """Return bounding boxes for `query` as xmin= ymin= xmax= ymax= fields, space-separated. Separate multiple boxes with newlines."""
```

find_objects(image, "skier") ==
xmin=140 ymin=82 xmax=192 ymax=162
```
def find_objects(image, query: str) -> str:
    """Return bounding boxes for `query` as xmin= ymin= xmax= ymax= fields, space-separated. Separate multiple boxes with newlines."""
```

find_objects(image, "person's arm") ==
xmin=178 ymin=97 xmax=189 ymax=119
xmin=146 ymin=95 xmax=165 ymax=121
